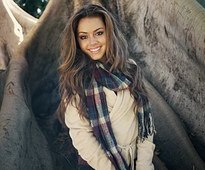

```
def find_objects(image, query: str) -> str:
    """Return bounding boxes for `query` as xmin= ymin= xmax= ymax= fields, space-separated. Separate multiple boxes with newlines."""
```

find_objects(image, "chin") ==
xmin=90 ymin=55 xmax=104 ymax=61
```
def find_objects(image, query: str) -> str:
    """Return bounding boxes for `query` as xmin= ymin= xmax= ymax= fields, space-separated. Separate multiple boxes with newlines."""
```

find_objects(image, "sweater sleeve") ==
xmin=64 ymin=98 xmax=115 ymax=170
xmin=135 ymin=135 xmax=155 ymax=170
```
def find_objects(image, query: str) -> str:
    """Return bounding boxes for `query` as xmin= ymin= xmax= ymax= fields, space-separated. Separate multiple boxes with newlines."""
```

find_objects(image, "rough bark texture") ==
xmin=0 ymin=0 xmax=204 ymax=170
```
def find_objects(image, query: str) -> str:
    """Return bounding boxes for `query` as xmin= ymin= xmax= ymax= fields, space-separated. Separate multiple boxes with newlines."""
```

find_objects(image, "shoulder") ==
xmin=64 ymin=94 xmax=81 ymax=123
xmin=64 ymin=94 xmax=80 ymax=114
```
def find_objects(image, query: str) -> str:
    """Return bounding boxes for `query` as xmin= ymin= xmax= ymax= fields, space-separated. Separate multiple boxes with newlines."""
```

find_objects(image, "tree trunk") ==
xmin=0 ymin=0 xmax=204 ymax=170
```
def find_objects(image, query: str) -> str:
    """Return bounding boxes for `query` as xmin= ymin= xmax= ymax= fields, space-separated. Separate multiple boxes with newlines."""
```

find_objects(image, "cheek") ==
xmin=102 ymin=36 xmax=107 ymax=46
xmin=78 ymin=41 xmax=86 ymax=51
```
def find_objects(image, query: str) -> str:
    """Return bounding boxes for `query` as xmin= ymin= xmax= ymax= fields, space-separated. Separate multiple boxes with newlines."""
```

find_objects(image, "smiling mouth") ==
xmin=89 ymin=47 xmax=100 ymax=53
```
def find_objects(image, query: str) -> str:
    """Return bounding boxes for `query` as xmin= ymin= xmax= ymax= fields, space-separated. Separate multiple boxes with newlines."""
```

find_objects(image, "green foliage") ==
xmin=14 ymin=0 xmax=49 ymax=18
xmin=197 ymin=0 xmax=205 ymax=8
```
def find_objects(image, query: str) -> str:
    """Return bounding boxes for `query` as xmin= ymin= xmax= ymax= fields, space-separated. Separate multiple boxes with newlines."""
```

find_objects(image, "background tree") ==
xmin=0 ymin=0 xmax=205 ymax=170
xmin=14 ymin=0 xmax=49 ymax=18
xmin=197 ymin=0 xmax=205 ymax=8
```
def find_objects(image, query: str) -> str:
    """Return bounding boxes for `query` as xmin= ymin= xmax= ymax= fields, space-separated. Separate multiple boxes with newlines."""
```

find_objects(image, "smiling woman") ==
xmin=57 ymin=3 xmax=155 ymax=170
xmin=77 ymin=16 xmax=107 ymax=62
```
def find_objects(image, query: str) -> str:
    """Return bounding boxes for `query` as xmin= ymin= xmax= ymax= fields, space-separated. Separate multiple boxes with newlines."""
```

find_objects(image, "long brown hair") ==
xmin=57 ymin=4 xmax=147 ymax=125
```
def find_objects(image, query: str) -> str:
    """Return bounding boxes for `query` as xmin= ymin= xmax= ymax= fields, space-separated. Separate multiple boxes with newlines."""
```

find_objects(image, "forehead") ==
xmin=77 ymin=16 xmax=105 ymax=33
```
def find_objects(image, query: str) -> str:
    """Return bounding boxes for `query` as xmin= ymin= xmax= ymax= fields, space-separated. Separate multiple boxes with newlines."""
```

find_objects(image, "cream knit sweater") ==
xmin=65 ymin=87 xmax=155 ymax=170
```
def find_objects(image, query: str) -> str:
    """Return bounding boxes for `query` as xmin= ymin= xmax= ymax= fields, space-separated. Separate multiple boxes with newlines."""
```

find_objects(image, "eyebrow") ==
xmin=78 ymin=27 xmax=104 ymax=34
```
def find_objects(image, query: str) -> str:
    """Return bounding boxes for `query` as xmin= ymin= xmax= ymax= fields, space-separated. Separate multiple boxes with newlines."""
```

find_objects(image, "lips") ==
xmin=89 ymin=47 xmax=100 ymax=53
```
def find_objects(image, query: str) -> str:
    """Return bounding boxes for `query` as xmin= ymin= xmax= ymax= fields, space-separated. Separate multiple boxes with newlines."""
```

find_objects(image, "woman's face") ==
xmin=77 ymin=16 xmax=107 ymax=62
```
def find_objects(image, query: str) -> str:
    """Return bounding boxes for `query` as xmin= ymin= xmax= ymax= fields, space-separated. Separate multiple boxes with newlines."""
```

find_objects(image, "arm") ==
xmin=135 ymin=135 xmax=155 ymax=170
xmin=64 ymin=98 xmax=115 ymax=170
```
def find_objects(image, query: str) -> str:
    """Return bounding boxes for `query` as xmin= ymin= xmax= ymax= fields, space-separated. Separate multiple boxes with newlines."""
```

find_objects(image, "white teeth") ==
xmin=90 ymin=47 xmax=100 ymax=53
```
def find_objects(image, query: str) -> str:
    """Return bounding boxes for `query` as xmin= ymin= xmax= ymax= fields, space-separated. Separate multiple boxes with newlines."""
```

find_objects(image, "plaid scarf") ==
xmin=84 ymin=62 xmax=155 ymax=170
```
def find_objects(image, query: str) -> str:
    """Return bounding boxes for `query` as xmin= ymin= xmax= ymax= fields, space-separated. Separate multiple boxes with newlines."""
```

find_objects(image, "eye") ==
xmin=96 ymin=31 xmax=104 ymax=36
xmin=79 ymin=35 xmax=87 ymax=40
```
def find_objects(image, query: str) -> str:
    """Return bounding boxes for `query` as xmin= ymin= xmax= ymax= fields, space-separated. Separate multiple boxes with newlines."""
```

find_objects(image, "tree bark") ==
xmin=0 ymin=0 xmax=205 ymax=170
xmin=122 ymin=0 xmax=205 ymax=166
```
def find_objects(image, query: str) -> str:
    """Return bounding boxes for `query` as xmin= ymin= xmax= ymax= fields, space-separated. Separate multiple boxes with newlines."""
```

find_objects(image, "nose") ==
xmin=89 ymin=36 xmax=97 ymax=45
